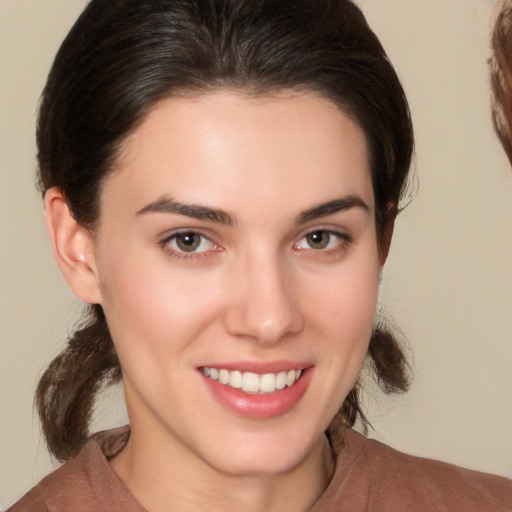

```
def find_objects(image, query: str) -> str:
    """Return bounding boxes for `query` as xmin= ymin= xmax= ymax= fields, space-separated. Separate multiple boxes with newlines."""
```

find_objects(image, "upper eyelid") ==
xmin=159 ymin=230 xmax=219 ymax=260
xmin=157 ymin=225 xmax=351 ymax=246
xmin=160 ymin=227 xmax=215 ymax=243
xmin=297 ymin=230 xmax=350 ymax=243
xmin=158 ymin=230 xmax=217 ymax=255
xmin=293 ymin=228 xmax=351 ymax=252
xmin=297 ymin=225 xmax=351 ymax=240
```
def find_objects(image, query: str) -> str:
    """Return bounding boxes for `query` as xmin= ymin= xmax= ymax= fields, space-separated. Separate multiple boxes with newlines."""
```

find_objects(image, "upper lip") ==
xmin=198 ymin=361 xmax=312 ymax=374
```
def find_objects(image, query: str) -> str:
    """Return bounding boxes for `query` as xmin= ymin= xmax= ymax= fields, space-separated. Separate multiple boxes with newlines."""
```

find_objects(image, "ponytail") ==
xmin=35 ymin=305 xmax=121 ymax=461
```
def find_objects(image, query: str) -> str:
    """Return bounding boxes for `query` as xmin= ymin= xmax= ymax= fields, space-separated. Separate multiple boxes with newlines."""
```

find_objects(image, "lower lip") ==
xmin=201 ymin=367 xmax=313 ymax=418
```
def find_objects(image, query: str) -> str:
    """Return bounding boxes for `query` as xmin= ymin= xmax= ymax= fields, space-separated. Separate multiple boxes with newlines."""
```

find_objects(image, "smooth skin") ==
xmin=45 ymin=91 xmax=389 ymax=512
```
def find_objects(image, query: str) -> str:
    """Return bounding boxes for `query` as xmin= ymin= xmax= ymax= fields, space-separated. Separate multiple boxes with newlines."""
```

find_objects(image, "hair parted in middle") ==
xmin=36 ymin=0 xmax=414 ymax=461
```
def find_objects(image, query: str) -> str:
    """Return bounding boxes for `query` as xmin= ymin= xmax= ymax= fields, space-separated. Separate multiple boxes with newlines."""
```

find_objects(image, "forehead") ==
xmin=103 ymin=90 xmax=373 ymax=218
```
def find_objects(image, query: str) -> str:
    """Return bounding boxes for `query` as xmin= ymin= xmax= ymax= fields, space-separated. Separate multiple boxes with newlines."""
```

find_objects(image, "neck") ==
xmin=110 ymin=424 xmax=334 ymax=512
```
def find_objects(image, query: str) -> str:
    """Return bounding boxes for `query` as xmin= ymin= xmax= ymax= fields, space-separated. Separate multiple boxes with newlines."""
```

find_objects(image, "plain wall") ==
xmin=2 ymin=0 xmax=512 ymax=508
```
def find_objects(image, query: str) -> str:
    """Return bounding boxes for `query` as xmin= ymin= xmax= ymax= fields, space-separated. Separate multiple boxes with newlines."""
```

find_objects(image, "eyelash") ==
xmin=159 ymin=230 xmax=221 ymax=261
xmin=158 ymin=228 xmax=351 ymax=261
xmin=293 ymin=229 xmax=351 ymax=257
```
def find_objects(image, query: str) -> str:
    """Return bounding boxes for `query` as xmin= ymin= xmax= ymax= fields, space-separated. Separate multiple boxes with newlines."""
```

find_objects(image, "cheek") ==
xmin=302 ymin=253 xmax=380 ymax=389
xmin=292 ymin=257 xmax=380 ymax=428
xmin=304 ymin=258 xmax=380 ymax=337
xmin=97 ymin=249 xmax=226 ymax=364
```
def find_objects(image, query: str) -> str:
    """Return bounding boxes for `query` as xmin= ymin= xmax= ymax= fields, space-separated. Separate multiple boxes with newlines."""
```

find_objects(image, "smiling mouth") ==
xmin=201 ymin=367 xmax=303 ymax=394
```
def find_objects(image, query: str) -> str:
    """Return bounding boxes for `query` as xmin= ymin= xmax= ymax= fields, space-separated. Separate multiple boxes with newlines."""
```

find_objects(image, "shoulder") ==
xmin=6 ymin=426 xmax=138 ymax=512
xmin=315 ymin=427 xmax=512 ymax=511
xmin=360 ymin=430 xmax=511 ymax=506
xmin=6 ymin=487 xmax=48 ymax=512
xmin=6 ymin=453 xmax=91 ymax=512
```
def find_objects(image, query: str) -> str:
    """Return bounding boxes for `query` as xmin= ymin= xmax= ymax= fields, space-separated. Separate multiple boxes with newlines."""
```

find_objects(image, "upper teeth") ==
xmin=203 ymin=367 xmax=302 ymax=394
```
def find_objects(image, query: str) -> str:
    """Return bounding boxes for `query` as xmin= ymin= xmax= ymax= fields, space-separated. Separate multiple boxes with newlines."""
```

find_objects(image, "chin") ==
xmin=207 ymin=452 xmax=303 ymax=478
xmin=198 ymin=429 xmax=319 ymax=478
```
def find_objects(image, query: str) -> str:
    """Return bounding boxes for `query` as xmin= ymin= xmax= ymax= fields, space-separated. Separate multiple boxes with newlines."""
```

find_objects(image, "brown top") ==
xmin=8 ymin=425 xmax=512 ymax=511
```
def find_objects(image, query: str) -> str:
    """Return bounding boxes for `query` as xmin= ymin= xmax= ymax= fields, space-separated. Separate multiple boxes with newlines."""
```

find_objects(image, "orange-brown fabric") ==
xmin=7 ymin=427 xmax=143 ymax=512
xmin=311 ymin=428 xmax=512 ymax=511
xmin=8 ymin=426 xmax=512 ymax=511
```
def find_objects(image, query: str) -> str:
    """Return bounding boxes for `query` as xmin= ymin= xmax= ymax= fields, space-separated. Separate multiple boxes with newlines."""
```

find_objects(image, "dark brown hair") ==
xmin=491 ymin=0 xmax=512 ymax=164
xmin=36 ymin=0 xmax=414 ymax=461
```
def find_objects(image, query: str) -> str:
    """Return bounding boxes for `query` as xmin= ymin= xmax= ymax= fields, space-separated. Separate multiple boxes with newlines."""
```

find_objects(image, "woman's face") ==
xmin=92 ymin=91 xmax=382 ymax=476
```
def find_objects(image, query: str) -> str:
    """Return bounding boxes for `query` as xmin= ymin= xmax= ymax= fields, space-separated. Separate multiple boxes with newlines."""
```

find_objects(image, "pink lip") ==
xmin=200 ymin=366 xmax=313 ymax=419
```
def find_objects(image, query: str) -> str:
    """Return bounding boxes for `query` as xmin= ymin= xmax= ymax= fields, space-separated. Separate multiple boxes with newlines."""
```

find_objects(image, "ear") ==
xmin=44 ymin=187 xmax=102 ymax=304
xmin=378 ymin=202 xmax=397 ymax=267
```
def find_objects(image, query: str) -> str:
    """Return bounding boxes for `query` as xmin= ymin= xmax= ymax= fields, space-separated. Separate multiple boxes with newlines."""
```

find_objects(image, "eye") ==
xmin=294 ymin=229 xmax=348 ymax=252
xmin=304 ymin=231 xmax=332 ymax=250
xmin=163 ymin=231 xmax=216 ymax=254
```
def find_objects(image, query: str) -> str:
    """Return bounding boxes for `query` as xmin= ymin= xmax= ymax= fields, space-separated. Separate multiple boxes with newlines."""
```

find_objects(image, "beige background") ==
xmin=2 ymin=0 xmax=512 ymax=508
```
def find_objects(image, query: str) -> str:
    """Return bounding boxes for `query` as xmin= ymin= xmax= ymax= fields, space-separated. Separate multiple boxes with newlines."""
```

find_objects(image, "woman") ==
xmin=8 ymin=0 xmax=512 ymax=510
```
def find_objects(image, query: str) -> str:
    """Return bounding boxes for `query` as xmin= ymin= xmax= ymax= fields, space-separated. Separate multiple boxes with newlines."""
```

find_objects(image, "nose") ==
xmin=223 ymin=252 xmax=304 ymax=346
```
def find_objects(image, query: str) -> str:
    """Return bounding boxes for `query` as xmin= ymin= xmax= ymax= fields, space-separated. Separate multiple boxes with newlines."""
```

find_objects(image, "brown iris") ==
xmin=306 ymin=231 xmax=330 ymax=250
xmin=175 ymin=232 xmax=201 ymax=252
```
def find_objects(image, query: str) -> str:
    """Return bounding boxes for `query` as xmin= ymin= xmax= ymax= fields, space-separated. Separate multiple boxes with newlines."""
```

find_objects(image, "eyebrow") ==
xmin=136 ymin=197 xmax=234 ymax=226
xmin=297 ymin=195 xmax=370 ymax=223
xmin=136 ymin=194 xmax=369 ymax=226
